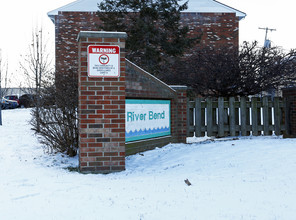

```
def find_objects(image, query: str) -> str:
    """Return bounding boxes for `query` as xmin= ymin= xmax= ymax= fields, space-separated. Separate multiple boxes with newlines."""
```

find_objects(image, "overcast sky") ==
xmin=224 ymin=0 xmax=295 ymax=50
xmin=0 ymin=0 xmax=74 ymax=86
xmin=0 ymin=0 xmax=295 ymax=86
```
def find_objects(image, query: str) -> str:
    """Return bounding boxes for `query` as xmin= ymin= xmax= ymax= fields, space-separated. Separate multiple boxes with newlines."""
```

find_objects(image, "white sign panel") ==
xmin=88 ymin=45 xmax=120 ymax=77
xmin=125 ymin=99 xmax=171 ymax=142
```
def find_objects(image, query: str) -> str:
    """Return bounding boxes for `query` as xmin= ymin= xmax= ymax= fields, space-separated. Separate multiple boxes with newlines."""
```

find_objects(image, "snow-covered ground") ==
xmin=0 ymin=109 xmax=296 ymax=220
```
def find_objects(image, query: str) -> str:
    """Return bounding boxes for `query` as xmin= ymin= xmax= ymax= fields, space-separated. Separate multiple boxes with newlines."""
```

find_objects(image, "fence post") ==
xmin=195 ymin=97 xmax=202 ymax=137
xmin=201 ymin=100 xmax=206 ymax=137
xmin=229 ymin=97 xmax=236 ymax=136
xmin=251 ymin=97 xmax=259 ymax=136
xmin=274 ymin=97 xmax=281 ymax=135
xmin=263 ymin=96 xmax=270 ymax=135
xmin=218 ymin=97 xmax=224 ymax=137
xmin=206 ymin=97 xmax=213 ymax=137
xmin=240 ymin=97 xmax=247 ymax=136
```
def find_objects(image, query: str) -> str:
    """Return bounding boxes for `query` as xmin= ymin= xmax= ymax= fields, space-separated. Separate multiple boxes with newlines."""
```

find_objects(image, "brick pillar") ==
xmin=77 ymin=31 xmax=127 ymax=173
xmin=170 ymin=86 xmax=188 ymax=143
xmin=283 ymin=87 xmax=296 ymax=138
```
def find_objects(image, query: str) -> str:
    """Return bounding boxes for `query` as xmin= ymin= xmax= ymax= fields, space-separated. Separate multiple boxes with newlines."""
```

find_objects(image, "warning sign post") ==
xmin=88 ymin=45 xmax=120 ymax=77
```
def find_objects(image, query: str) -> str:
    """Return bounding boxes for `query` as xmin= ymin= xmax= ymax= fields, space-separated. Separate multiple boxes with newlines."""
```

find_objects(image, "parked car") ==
xmin=1 ymin=97 xmax=19 ymax=109
xmin=4 ymin=95 xmax=19 ymax=105
xmin=19 ymin=94 xmax=37 ymax=108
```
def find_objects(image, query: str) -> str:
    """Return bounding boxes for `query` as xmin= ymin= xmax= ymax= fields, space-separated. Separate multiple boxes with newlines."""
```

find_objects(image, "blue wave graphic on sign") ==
xmin=126 ymin=127 xmax=170 ymax=142
xmin=126 ymin=127 xmax=170 ymax=137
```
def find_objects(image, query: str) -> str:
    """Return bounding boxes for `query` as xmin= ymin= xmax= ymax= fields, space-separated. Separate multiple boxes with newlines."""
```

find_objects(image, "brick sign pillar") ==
xmin=283 ymin=87 xmax=296 ymax=138
xmin=77 ymin=31 xmax=127 ymax=173
xmin=170 ymin=86 xmax=188 ymax=144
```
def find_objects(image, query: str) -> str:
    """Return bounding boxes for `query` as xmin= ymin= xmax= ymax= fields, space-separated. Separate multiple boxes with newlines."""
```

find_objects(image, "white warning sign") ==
xmin=88 ymin=45 xmax=120 ymax=77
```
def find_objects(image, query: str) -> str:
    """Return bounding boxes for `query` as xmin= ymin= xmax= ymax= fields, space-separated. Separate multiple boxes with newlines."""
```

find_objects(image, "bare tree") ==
xmin=0 ymin=50 xmax=10 ymax=125
xmin=20 ymin=26 xmax=53 ymax=130
xmin=0 ymin=51 xmax=10 ymax=96
xmin=18 ymin=26 xmax=78 ymax=157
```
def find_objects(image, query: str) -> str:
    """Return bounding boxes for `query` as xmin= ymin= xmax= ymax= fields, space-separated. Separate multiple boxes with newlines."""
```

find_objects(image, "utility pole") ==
xmin=259 ymin=27 xmax=276 ymax=48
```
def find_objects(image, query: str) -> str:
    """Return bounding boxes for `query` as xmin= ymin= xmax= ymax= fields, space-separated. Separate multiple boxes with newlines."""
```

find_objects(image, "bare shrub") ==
xmin=30 ymin=70 xmax=78 ymax=157
xmin=162 ymin=42 xmax=296 ymax=97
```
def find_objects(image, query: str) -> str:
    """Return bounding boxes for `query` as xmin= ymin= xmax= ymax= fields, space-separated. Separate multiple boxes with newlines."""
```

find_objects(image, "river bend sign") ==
xmin=125 ymin=99 xmax=171 ymax=142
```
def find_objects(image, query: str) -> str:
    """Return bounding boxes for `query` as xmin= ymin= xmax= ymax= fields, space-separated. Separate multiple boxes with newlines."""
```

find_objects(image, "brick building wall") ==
xmin=55 ymin=12 xmax=101 ymax=74
xmin=54 ymin=11 xmax=239 ymax=74
xmin=181 ymin=13 xmax=239 ymax=49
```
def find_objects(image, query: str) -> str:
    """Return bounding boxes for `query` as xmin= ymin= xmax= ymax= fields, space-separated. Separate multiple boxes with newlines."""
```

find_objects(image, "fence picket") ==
xmin=251 ymin=97 xmax=259 ymax=136
xmin=206 ymin=97 xmax=213 ymax=137
xmin=218 ymin=97 xmax=224 ymax=137
xmin=263 ymin=96 xmax=269 ymax=135
xmin=201 ymin=103 xmax=206 ymax=137
xmin=195 ymin=97 xmax=202 ymax=137
xmin=229 ymin=97 xmax=236 ymax=136
xmin=235 ymin=98 xmax=240 ymax=136
xmin=274 ymin=97 xmax=281 ymax=135
xmin=240 ymin=97 xmax=247 ymax=136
